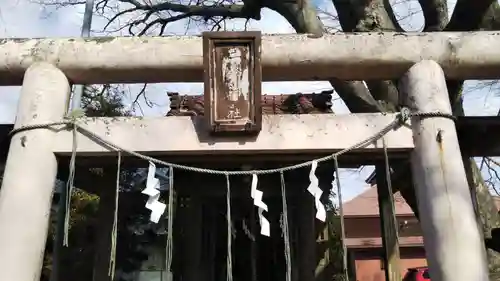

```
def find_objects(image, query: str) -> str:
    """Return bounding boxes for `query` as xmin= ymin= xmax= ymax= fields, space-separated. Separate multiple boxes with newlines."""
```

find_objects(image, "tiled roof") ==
xmin=343 ymin=186 xmax=414 ymax=217
xmin=166 ymin=91 xmax=334 ymax=116
xmin=344 ymin=185 xmax=500 ymax=218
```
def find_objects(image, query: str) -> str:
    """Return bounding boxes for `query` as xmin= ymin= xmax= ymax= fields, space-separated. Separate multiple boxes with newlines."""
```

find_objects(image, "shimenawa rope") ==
xmin=8 ymin=107 xmax=456 ymax=176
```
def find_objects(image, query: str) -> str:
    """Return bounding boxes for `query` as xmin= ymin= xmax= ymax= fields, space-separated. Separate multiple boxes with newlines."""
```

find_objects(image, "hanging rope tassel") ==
xmin=166 ymin=166 xmax=175 ymax=277
xmin=333 ymin=156 xmax=349 ymax=281
xmin=63 ymin=123 xmax=78 ymax=247
xmin=382 ymin=137 xmax=394 ymax=207
xmin=225 ymin=174 xmax=233 ymax=281
xmin=108 ymin=152 xmax=121 ymax=279
xmin=280 ymin=172 xmax=292 ymax=281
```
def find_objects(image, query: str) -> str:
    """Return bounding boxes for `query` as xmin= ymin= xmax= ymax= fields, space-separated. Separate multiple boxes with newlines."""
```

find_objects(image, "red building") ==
xmin=342 ymin=185 xmax=500 ymax=281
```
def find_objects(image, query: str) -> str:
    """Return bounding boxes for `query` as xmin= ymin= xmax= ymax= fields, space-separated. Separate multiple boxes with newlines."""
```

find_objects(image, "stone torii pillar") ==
xmin=0 ymin=62 xmax=69 ymax=281
xmin=400 ymin=60 xmax=489 ymax=281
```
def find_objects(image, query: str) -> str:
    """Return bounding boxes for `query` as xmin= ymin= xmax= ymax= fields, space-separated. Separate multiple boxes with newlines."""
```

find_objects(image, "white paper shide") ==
xmin=307 ymin=160 xmax=326 ymax=222
xmin=141 ymin=162 xmax=167 ymax=223
xmin=251 ymin=174 xmax=270 ymax=236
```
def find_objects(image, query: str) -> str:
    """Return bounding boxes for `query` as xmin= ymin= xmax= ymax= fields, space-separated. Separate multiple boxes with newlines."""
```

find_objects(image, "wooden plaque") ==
xmin=203 ymin=31 xmax=262 ymax=135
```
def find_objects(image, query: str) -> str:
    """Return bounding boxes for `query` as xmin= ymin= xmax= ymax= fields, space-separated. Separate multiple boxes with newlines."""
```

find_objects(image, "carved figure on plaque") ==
xmin=221 ymin=47 xmax=249 ymax=120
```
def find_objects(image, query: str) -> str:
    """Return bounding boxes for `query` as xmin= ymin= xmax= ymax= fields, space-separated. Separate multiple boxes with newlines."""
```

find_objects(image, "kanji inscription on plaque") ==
xmin=203 ymin=31 xmax=262 ymax=134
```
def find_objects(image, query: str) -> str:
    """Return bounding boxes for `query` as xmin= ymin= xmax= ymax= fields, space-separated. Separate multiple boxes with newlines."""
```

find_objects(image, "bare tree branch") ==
xmin=103 ymin=0 xmax=259 ymax=35
xmin=317 ymin=7 xmax=341 ymax=32
xmin=130 ymin=83 xmax=149 ymax=115
xmin=119 ymin=0 xmax=253 ymax=20
xmin=31 ymin=0 xmax=86 ymax=6
xmin=482 ymin=157 xmax=500 ymax=196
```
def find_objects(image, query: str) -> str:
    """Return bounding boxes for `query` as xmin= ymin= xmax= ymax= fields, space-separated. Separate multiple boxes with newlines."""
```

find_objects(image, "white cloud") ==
xmin=0 ymin=0 xmax=499 ymax=202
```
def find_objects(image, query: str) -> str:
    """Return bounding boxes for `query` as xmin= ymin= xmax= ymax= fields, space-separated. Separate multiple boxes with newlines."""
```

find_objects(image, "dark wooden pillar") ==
xmin=316 ymin=165 xmax=335 ymax=281
xmin=298 ymin=191 xmax=316 ymax=281
xmin=180 ymin=196 xmax=203 ymax=281
xmin=375 ymin=163 xmax=401 ymax=281
xmin=92 ymin=171 xmax=118 ymax=281
xmin=206 ymin=202 xmax=217 ymax=281
xmin=249 ymin=203 xmax=257 ymax=281
xmin=289 ymin=198 xmax=300 ymax=281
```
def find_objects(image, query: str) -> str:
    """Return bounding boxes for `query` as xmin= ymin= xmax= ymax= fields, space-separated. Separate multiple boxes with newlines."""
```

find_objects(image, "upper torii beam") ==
xmin=0 ymin=32 xmax=499 ymax=85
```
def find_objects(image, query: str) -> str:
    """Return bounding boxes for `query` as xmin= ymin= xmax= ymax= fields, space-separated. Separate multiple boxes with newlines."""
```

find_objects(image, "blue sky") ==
xmin=0 ymin=0 xmax=499 ymax=203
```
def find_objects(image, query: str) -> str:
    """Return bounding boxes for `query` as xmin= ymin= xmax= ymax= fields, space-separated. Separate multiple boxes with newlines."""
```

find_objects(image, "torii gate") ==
xmin=0 ymin=31 xmax=497 ymax=281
